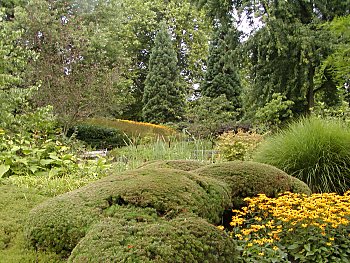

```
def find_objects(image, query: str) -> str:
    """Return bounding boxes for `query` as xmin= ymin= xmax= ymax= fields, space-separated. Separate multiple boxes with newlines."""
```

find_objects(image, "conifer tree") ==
xmin=142 ymin=23 xmax=185 ymax=124
xmin=201 ymin=23 xmax=242 ymax=109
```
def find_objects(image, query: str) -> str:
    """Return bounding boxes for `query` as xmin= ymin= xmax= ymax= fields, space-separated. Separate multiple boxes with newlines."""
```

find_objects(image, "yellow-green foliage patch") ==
xmin=0 ymin=184 xmax=62 ymax=262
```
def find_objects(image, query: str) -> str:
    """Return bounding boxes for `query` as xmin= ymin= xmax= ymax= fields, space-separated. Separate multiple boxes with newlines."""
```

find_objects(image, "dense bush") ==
xmin=69 ymin=214 xmax=237 ymax=263
xmin=216 ymin=130 xmax=263 ymax=161
xmin=254 ymin=116 xmax=350 ymax=193
xmin=230 ymin=191 xmax=350 ymax=262
xmin=195 ymin=161 xmax=311 ymax=208
xmin=26 ymin=167 xmax=231 ymax=255
xmin=69 ymin=123 xmax=128 ymax=149
xmin=181 ymin=95 xmax=239 ymax=138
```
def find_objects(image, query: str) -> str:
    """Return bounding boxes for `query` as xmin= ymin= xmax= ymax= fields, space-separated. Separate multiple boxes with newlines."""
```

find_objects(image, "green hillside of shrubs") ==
xmin=25 ymin=160 xmax=310 ymax=262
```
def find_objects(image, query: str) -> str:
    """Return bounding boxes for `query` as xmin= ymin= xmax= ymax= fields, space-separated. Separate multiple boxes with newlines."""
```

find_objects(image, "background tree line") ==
xmin=1 ymin=0 xmax=349 ymax=136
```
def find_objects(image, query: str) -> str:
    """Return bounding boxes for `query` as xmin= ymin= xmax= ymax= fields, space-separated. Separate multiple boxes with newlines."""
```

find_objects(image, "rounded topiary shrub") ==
xmin=139 ymin=160 xmax=209 ymax=171
xmin=254 ymin=116 xmax=350 ymax=193
xmin=194 ymin=161 xmax=311 ymax=208
xmin=68 ymin=214 xmax=238 ymax=263
xmin=26 ymin=167 xmax=231 ymax=255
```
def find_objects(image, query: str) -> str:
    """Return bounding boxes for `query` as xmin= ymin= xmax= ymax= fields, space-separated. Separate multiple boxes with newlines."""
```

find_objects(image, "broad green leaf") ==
xmin=40 ymin=159 xmax=55 ymax=166
xmin=304 ymin=243 xmax=311 ymax=252
xmin=0 ymin=164 xmax=10 ymax=177
xmin=287 ymin=244 xmax=299 ymax=250
xmin=29 ymin=165 xmax=39 ymax=174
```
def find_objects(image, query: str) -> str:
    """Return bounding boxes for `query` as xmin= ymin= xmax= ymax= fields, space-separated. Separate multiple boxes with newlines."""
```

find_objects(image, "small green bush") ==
xmin=195 ymin=161 xmax=311 ymax=207
xmin=216 ymin=130 xmax=263 ymax=161
xmin=254 ymin=116 xmax=350 ymax=193
xmin=139 ymin=160 xmax=209 ymax=171
xmin=68 ymin=214 xmax=238 ymax=263
xmin=69 ymin=123 xmax=128 ymax=149
xmin=26 ymin=167 xmax=231 ymax=255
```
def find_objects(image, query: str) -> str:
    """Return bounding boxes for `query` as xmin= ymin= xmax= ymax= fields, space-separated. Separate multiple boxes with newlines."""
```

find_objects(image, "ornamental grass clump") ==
xmin=254 ymin=116 xmax=350 ymax=193
xmin=230 ymin=191 xmax=350 ymax=262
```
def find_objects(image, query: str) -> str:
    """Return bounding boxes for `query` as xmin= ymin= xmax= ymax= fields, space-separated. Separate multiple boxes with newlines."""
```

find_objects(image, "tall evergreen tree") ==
xmin=195 ymin=0 xmax=350 ymax=116
xmin=142 ymin=23 xmax=185 ymax=124
xmin=201 ymin=22 xmax=242 ymax=109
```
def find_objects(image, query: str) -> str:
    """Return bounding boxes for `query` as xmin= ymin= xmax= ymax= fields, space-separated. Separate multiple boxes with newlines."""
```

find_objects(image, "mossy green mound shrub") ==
xmin=68 ymin=214 xmax=237 ymax=263
xmin=26 ymin=167 xmax=231 ymax=255
xmin=68 ymin=123 xmax=128 ymax=149
xmin=254 ymin=116 xmax=350 ymax=193
xmin=0 ymin=184 xmax=47 ymax=250
xmin=139 ymin=160 xmax=209 ymax=171
xmin=0 ymin=184 xmax=62 ymax=262
xmin=195 ymin=161 xmax=311 ymax=207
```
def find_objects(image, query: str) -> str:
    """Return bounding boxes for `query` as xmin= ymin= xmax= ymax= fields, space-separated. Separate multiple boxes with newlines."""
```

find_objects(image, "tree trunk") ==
xmin=306 ymin=67 xmax=315 ymax=114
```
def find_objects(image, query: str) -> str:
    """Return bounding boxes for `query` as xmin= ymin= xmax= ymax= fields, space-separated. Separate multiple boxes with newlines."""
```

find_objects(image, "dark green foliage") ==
xmin=139 ymin=160 xmax=209 ymax=171
xmin=239 ymin=0 xmax=350 ymax=116
xmin=201 ymin=24 xmax=241 ymax=109
xmin=195 ymin=161 xmax=311 ymax=207
xmin=183 ymin=95 xmax=239 ymax=138
xmin=142 ymin=23 xmax=185 ymax=124
xmin=68 ymin=214 xmax=237 ymax=263
xmin=68 ymin=123 xmax=128 ymax=149
xmin=26 ymin=167 xmax=231 ymax=255
xmin=254 ymin=117 xmax=350 ymax=193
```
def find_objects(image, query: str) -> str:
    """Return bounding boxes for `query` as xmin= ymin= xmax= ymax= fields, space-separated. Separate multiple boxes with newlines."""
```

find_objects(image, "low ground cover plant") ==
xmin=230 ymin=191 xmax=350 ymax=262
xmin=254 ymin=116 xmax=350 ymax=193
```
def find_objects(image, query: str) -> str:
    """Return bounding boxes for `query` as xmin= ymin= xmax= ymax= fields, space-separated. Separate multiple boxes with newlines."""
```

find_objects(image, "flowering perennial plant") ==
xmin=83 ymin=118 xmax=176 ymax=141
xmin=230 ymin=191 xmax=350 ymax=262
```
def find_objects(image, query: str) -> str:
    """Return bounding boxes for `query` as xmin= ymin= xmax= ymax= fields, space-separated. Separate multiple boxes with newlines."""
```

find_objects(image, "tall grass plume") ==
xmin=254 ymin=116 xmax=350 ymax=193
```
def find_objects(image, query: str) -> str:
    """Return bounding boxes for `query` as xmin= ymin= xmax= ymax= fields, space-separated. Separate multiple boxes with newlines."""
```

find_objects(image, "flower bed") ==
xmin=229 ymin=191 xmax=350 ymax=262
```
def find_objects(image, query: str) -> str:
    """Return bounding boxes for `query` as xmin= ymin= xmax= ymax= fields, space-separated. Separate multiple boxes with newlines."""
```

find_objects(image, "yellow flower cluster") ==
xmin=231 ymin=191 xmax=350 ymax=245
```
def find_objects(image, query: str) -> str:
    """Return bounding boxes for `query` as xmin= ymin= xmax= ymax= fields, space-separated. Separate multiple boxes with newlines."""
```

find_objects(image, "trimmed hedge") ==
xmin=195 ymin=161 xmax=311 ymax=207
xmin=26 ymin=167 xmax=231 ymax=255
xmin=68 ymin=123 xmax=128 ymax=149
xmin=68 ymin=214 xmax=237 ymax=263
xmin=139 ymin=160 xmax=209 ymax=171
